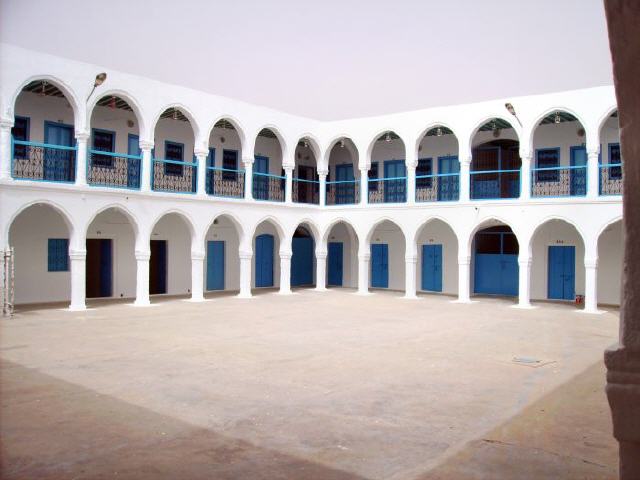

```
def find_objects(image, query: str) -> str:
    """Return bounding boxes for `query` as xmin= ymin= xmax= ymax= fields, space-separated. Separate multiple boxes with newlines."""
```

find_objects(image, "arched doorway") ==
xmin=325 ymin=221 xmax=359 ymax=288
xmin=598 ymin=220 xmax=622 ymax=306
xmin=253 ymin=128 xmax=285 ymax=202
xmin=368 ymin=131 xmax=406 ymax=204
xmin=149 ymin=213 xmax=193 ymax=298
xmin=203 ymin=215 xmax=242 ymax=293
xmin=252 ymin=220 xmax=282 ymax=289
xmin=206 ymin=119 xmax=245 ymax=199
xmin=415 ymin=219 xmax=458 ymax=294
xmin=293 ymin=138 xmax=319 ymax=204
xmin=368 ymin=220 xmax=406 ymax=290
xmin=472 ymin=225 xmax=519 ymax=296
xmin=415 ymin=126 xmax=460 ymax=202
xmin=326 ymin=138 xmax=359 ymax=205
xmin=291 ymin=225 xmax=315 ymax=287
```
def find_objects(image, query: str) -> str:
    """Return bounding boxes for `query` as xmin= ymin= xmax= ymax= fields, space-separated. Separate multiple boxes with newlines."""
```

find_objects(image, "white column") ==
xmin=279 ymin=251 xmax=292 ymax=294
xmin=284 ymin=165 xmax=294 ymax=204
xmin=406 ymin=163 xmax=417 ymax=205
xmin=520 ymin=153 xmax=532 ymax=201
xmin=190 ymin=250 xmax=205 ymax=301
xmin=360 ymin=167 xmax=369 ymax=205
xmin=0 ymin=119 xmax=14 ymax=180
xmin=587 ymin=148 xmax=600 ymax=199
xmin=75 ymin=132 xmax=89 ymax=187
xmin=404 ymin=254 xmax=418 ymax=299
xmin=315 ymin=251 xmax=327 ymax=291
xmin=243 ymin=157 xmax=253 ymax=201
xmin=195 ymin=149 xmax=208 ymax=196
xmin=456 ymin=255 xmax=471 ymax=302
xmin=69 ymin=249 xmax=87 ymax=311
xmin=583 ymin=257 xmax=601 ymax=313
xmin=140 ymin=141 xmax=153 ymax=193
xmin=237 ymin=251 xmax=252 ymax=298
xmin=318 ymin=170 xmax=328 ymax=207
xmin=357 ymin=251 xmax=370 ymax=294
xmin=460 ymin=155 xmax=471 ymax=202
xmin=515 ymin=256 xmax=533 ymax=308
xmin=134 ymin=250 xmax=151 ymax=306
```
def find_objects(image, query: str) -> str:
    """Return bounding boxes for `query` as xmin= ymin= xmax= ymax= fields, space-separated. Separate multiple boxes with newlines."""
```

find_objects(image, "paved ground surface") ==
xmin=0 ymin=289 xmax=619 ymax=479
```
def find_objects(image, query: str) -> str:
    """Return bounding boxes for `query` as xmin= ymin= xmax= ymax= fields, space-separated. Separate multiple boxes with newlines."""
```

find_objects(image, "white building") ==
xmin=0 ymin=43 xmax=622 ymax=313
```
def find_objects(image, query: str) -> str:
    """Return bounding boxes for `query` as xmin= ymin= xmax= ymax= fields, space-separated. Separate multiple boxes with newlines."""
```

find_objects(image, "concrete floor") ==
xmin=0 ymin=289 xmax=619 ymax=479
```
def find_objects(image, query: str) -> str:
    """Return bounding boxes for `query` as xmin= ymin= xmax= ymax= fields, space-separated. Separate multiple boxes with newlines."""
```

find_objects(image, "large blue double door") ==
xmin=548 ymin=246 xmax=576 ymax=300
xmin=371 ymin=243 xmax=389 ymax=288
xmin=421 ymin=244 xmax=442 ymax=292
xmin=206 ymin=241 xmax=225 ymax=291
xmin=474 ymin=228 xmax=519 ymax=296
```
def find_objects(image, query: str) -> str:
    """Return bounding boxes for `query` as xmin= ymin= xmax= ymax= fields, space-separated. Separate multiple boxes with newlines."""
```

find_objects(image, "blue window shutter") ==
xmin=48 ymin=238 xmax=69 ymax=272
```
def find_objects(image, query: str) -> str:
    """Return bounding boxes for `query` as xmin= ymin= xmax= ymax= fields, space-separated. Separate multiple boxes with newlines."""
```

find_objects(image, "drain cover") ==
xmin=512 ymin=356 xmax=541 ymax=364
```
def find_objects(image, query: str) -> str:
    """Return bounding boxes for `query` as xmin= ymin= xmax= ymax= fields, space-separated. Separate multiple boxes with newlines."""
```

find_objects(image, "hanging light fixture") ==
xmin=436 ymin=127 xmax=443 ymax=137
xmin=109 ymin=96 xmax=116 ymax=109
xmin=339 ymin=139 xmax=345 ymax=148
xmin=40 ymin=80 xmax=47 ymax=97
xmin=172 ymin=108 xmax=178 ymax=121
xmin=554 ymin=111 xmax=561 ymax=124
xmin=385 ymin=132 xmax=391 ymax=143
xmin=303 ymin=138 xmax=309 ymax=148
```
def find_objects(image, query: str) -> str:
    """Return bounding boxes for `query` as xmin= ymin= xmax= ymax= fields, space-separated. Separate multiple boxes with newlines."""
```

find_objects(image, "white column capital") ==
xmin=191 ymin=251 xmax=205 ymax=261
xmin=359 ymin=165 xmax=370 ymax=173
xmin=587 ymin=147 xmax=600 ymax=158
xmin=358 ymin=252 xmax=371 ymax=261
xmin=518 ymin=256 xmax=532 ymax=267
xmin=460 ymin=154 xmax=472 ymax=166
xmin=318 ymin=169 xmax=328 ymax=178
xmin=0 ymin=118 xmax=14 ymax=129
xmin=135 ymin=250 xmax=151 ymax=261
xmin=239 ymin=250 xmax=253 ymax=260
xmin=405 ymin=254 xmax=418 ymax=263
xmin=69 ymin=249 xmax=87 ymax=260
xmin=194 ymin=149 xmax=209 ymax=158
xmin=316 ymin=251 xmax=328 ymax=260
xmin=75 ymin=131 xmax=90 ymax=142
xmin=283 ymin=164 xmax=295 ymax=172
xmin=140 ymin=140 xmax=154 ymax=151
xmin=280 ymin=251 xmax=293 ymax=260
xmin=242 ymin=156 xmax=254 ymax=166
xmin=458 ymin=255 xmax=471 ymax=265
xmin=585 ymin=257 xmax=599 ymax=269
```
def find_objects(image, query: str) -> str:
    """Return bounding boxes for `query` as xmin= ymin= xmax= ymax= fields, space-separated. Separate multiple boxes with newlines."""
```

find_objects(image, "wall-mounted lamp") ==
xmin=504 ymin=102 xmax=523 ymax=127
xmin=86 ymin=72 xmax=107 ymax=102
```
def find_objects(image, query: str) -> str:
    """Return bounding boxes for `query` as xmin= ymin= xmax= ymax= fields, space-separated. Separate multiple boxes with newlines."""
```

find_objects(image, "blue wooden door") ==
xmin=474 ymin=231 xmax=519 ymax=296
xmin=335 ymin=164 xmax=355 ymax=204
xmin=570 ymin=146 xmax=587 ymax=196
xmin=99 ymin=239 xmax=112 ymax=297
xmin=253 ymin=155 xmax=269 ymax=200
xmin=327 ymin=242 xmax=343 ymax=286
xmin=44 ymin=122 xmax=74 ymax=181
xmin=548 ymin=246 xmax=576 ymax=300
xmin=384 ymin=160 xmax=406 ymax=202
xmin=206 ymin=241 xmax=225 ymax=291
xmin=255 ymin=234 xmax=274 ymax=287
xmin=127 ymin=134 xmax=141 ymax=188
xmin=438 ymin=156 xmax=459 ymax=201
xmin=421 ymin=244 xmax=442 ymax=292
xmin=371 ymin=243 xmax=389 ymax=288
xmin=291 ymin=236 xmax=314 ymax=286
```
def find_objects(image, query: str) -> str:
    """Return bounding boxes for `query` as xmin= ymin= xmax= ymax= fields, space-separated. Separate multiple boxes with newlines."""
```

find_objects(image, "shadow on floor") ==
xmin=0 ymin=360 xmax=369 ymax=480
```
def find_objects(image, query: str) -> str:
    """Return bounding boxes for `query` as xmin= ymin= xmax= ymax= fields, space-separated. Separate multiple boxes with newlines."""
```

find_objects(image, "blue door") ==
xmin=44 ymin=122 xmax=74 ymax=181
xmin=127 ymin=134 xmax=141 ymax=188
xmin=570 ymin=146 xmax=587 ymax=196
xmin=383 ymin=160 xmax=406 ymax=202
xmin=371 ymin=243 xmax=389 ymax=288
xmin=438 ymin=156 xmax=460 ymax=201
xmin=474 ymin=230 xmax=519 ymax=296
xmin=335 ymin=164 xmax=355 ymax=204
xmin=255 ymin=234 xmax=274 ymax=287
xmin=253 ymin=155 xmax=269 ymax=200
xmin=327 ymin=242 xmax=343 ymax=286
xmin=548 ymin=246 xmax=576 ymax=300
xmin=291 ymin=236 xmax=314 ymax=286
xmin=206 ymin=241 xmax=225 ymax=290
xmin=99 ymin=239 xmax=112 ymax=297
xmin=421 ymin=244 xmax=442 ymax=292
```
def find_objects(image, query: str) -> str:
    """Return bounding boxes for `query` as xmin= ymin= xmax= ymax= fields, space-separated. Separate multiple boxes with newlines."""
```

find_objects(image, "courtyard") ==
xmin=1 ymin=290 xmax=619 ymax=479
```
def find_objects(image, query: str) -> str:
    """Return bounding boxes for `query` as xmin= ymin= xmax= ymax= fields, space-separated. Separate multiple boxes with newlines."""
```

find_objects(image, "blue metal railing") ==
xmin=530 ymin=165 xmax=586 ymax=197
xmin=12 ymin=139 xmax=77 ymax=183
xmin=470 ymin=168 xmax=520 ymax=200
xmin=415 ymin=173 xmax=460 ymax=202
xmin=88 ymin=149 xmax=141 ymax=189
xmin=205 ymin=166 xmax=245 ymax=198
xmin=253 ymin=171 xmax=285 ymax=201
xmin=292 ymin=177 xmax=319 ymax=204
xmin=152 ymin=157 xmax=197 ymax=193
xmin=599 ymin=163 xmax=623 ymax=196
xmin=368 ymin=176 xmax=407 ymax=203
xmin=326 ymin=180 xmax=360 ymax=205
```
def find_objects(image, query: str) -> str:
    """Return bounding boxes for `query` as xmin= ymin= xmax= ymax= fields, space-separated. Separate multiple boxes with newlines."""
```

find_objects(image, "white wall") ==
xmin=600 ymin=115 xmax=621 ymax=161
xmin=471 ymin=126 xmax=518 ymax=148
xmin=204 ymin=216 xmax=240 ymax=291
xmin=326 ymin=222 xmax=358 ymax=288
xmin=151 ymin=214 xmax=192 ymax=295
xmin=15 ymin=92 xmax=75 ymax=142
xmin=10 ymin=204 xmax=71 ymax=304
xmin=254 ymin=136 xmax=283 ymax=174
xmin=416 ymin=220 xmax=458 ymax=295
xmin=370 ymin=221 xmax=405 ymax=291
xmin=598 ymin=220 xmax=622 ymax=306
xmin=370 ymin=138 xmax=406 ymax=171
xmin=532 ymin=121 xmax=585 ymax=166
xmin=208 ymin=126 xmax=242 ymax=166
xmin=418 ymin=133 xmax=459 ymax=174
xmin=251 ymin=222 xmax=281 ymax=288
xmin=530 ymin=221 xmax=585 ymax=300
xmin=154 ymin=117 xmax=195 ymax=159
xmin=90 ymin=103 xmax=140 ymax=152
xmin=328 ymin=142 xmax=360 ymax=180
xmin=86 ymin=209 xmax=136 ymax=299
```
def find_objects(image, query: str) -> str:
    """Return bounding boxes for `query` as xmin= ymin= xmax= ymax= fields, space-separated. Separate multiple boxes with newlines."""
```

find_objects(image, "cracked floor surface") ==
xmin=1 ymin=289 xmax=619 ymax=479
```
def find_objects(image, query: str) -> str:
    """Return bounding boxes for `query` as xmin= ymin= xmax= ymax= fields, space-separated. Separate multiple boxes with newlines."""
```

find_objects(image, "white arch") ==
xmin=6 ymin=200 xmax=76 ymax=247
xmin=289 ymin=218 xmax=322 ymax=246
xmin=250 ymin=215 xmax=287 ymax=244
xmin=365 ymin=128 xmax=406 ymax=167
xmin=528 ymin=216 xmax=587 ymax=259
xmin=87 ymin=89 xmax=147 ymax=141
xmin=85 ymin=203 xmax=141 ymax=240
xmin=322 ymin=135 xmax=359 ymax=170
xmin=412 ymin=215 xmax=459 ymax=256
xmin=596 ymin=106 xmax=619 ymax=140
xmin=596 ymin=215 xmax=623 ymax=243
xmin=294 ymin=133 xmax=322 ymax=169
xmin=467 ymin=115 xmax=520 ymax=157
xmin=465 ymin=216 xmax=521 ymax=256
xmin=203 ymin=211 xmax=246 ymax=248
xmin=414 ymin=122 xmax=461 ymax=159
xmin=150 ymin=103 xmax=200 ymax=146
xmin=365 ymin=217 xmax=407 ymax=245
xmin=253 ymin=124 xmax=288 ymax=165
xmin=149 ymin=209 xmax=197 ymax=244
xmin=204 ymin=114 xmax=247 ymax=155
xmin=527 ymin=106 xmax=589 ymax=155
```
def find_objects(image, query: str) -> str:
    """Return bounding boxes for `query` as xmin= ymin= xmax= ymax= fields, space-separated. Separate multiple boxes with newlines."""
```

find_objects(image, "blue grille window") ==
xmin=222 ymin=149 xmax=238 ymax=180
xmin=164 ymin=141 xmax=184 ymax=176
xmin=369 ymin=162 xmax=379 ymax=191
xmin=609 ymin=143 xmax=622 ymax=179
xmin=12 ymin=116 xmax=30 ymax=159
xmin=92 ymin=129 xmax=115 ymax=168
xmin=536 ymin=149 xmax=559 ymax=182
xmin=48 ymin=238 xmax=69 ymax=272
xmin=416 ymin=158 xmax=432 ymax=188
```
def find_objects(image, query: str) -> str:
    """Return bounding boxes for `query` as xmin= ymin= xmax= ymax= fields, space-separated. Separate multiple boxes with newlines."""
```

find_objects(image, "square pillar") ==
xmin=520 ymin=153 xmax=532 ymax=201
xmin=243 ymin=157 xmax=253 ymax=201
xmin=75 ymin=132 xmax=89 ymax=187
xmin=456 ymin=255 xmax=471 ymax=302
xmin=134 ymin=250 xmax=151 ymax=306
xmin=237 ymin=251 xmax=252 ymax=298
xmin=459 ymin=155 xmax=471 ymax=202
xmin=190 ymin=251 xmax=205 ymax=302
xmin=318 ymin=171 xmax=328 ymax=207
xmin=587 ymin=149 xmax=600 ymax=199
xmin=403 ymin=254 xmax=418 ymax=299
xmin=583 ymin=258 xmax=601 ymax=313
xmin=279 ymin=252 xmax=292 ymax=295
xmin=357 ymin=252 xmax=370 ymax=294
xmin=515 ymin=256 xmax=533 ymax=308
xmin=195 ymin=149 xmax=208 ymax=196
xmin=359 ymin=167 xmax=369 ymax=206
xmin=406 ymin=164 xmax=417 ymax=205
xmin=284 ymin=165 xmax=294 ymax=204
xmin=140 ymin=141 xmax=153 ymax=193
xmin=0 ymin=119 xmax=14 ymax=180
xmin=69 ymin=249 xmax=86 ymax=311
xmin=315 ymin=251 xmax=327 ymax=291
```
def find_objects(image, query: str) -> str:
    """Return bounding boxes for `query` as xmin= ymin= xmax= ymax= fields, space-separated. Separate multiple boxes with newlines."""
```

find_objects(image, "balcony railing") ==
xmin=599 ymin=163 xmax=623 ymax=196
xmin=368 ymin=176 xmax=407 ymax=203
xmin=292 ymin=178 xmax=319 ymax=204
xmin=415 ymin=173 xmax=460 ymax=202
xmin=326 ymin=180 xmax=360 ymax=205
xmin=205 ymin=166 xmax=245 ymax=199
xmin=470 ymin=169 xmax=520 ymax=200
xmin=253 ymin=172 xmax=285 ymax=202
xmin=530 ymin=165 xmax=586 ymax=198
xmin=152 ymin=158 xmax=197 ymax=194
xmin=12 ymin=139 xmax=76 ymax=183
xmin=88 ymin=150 xmax=141 ymax=189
